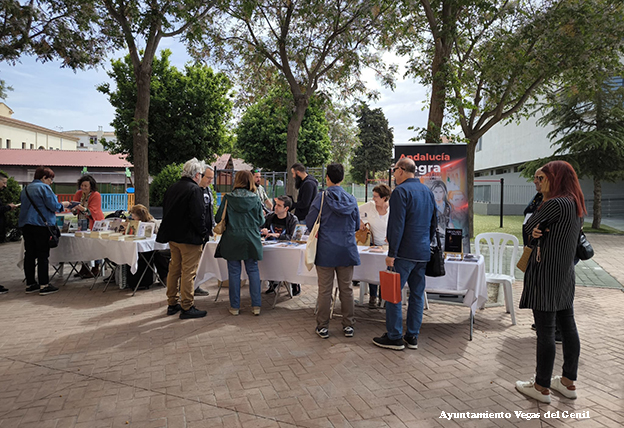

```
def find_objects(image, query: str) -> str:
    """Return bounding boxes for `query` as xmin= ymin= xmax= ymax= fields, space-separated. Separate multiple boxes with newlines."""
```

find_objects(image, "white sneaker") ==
xmin=550 ymin=376 xmax=577 ymax=399
xmin=515 ymin=379 xmax=551 ymax=404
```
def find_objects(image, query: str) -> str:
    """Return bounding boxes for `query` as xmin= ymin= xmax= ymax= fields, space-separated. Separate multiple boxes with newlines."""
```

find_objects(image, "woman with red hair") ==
xmin=516 ymin=161 xmax=586 ymax=404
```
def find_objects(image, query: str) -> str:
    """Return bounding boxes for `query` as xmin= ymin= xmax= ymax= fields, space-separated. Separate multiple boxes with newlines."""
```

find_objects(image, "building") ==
xmin=0 ymin=103 xmax=78 ymax=150
xmin=0 ymin=149 xmax=133 ymax=194
xmin=63 ymin=127 xmax=117 ymax=151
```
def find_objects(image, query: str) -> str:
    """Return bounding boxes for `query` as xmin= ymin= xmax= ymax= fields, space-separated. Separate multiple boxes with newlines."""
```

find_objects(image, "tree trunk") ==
xmin=426 ymin=47 xmax=447 ymax=144
xmin=467 ymin=138 xmax=477 ymax=238
xmin=591 ymin=177 xmax=602 ymax=229
xmin=132 ymin=67 xmax=152 ymax=208
xmin=285 ymin=95 xmax=309 ymax=197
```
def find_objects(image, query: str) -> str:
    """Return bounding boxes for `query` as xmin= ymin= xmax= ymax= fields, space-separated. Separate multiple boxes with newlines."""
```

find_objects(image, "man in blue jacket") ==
xmin=373 ymin=158 xmax=436 ymax=351
xmin=306 ymin=163 xmax=360 ymax=339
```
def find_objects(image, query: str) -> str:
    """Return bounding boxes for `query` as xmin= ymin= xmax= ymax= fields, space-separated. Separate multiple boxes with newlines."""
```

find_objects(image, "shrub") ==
xmin=149 ymin=163 xmax=183 ymax=207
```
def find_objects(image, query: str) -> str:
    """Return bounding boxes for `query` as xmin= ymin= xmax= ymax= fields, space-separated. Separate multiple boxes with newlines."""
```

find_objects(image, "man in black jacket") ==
xmin=156 ymin=158 xmax=207 ymax=319
xmin=290 ymin=163 xmax=318 ymax=222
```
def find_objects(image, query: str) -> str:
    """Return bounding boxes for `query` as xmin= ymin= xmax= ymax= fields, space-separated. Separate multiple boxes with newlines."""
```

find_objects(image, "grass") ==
xmin=473 ymin=214 xmax=524 ymax=241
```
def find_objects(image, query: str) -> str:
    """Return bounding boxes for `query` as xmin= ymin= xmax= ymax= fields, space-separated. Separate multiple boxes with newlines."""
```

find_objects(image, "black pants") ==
xmin=22 ymin=224 xmax=51 ymax=286
xmin=533 ymin=307 xmax=580 ymax=388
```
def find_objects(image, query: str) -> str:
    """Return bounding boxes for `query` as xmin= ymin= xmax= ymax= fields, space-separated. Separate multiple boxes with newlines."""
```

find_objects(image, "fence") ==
xmin=57 ymin=193 xmax=135 ymax=212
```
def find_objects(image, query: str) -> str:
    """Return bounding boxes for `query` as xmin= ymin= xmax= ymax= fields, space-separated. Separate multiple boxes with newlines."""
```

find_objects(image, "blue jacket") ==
xmin=19 ymin=180 xmax=64 ymax=227
xmin=305 ymin=185 xmax=360 ymax=267
xmin=386 ymin=178 xmax=436 ymax=261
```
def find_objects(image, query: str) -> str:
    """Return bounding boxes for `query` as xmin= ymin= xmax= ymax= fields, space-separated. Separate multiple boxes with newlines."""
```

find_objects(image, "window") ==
xmin=495 ymin=168 xmax=505 ymax=175
xmin=476 ymin=137 xmax=482 ymax=152
xmin=30 ymin=144 xmax=34 ymax=150
xmin=22 ymin=142 xmax=26 ymax=149
xmin=80 ymin=143 xmax=85 ymax=147
xmin=6 ymin=139 xmax=10 ymax=148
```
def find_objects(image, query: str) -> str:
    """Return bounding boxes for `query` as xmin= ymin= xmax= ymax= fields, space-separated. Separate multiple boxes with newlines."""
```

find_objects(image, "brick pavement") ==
xmin=0 ymin=234 xmax=622 ymax=428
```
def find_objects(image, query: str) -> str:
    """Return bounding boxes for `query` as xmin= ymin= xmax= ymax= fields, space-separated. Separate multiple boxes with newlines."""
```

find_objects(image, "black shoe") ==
xmin=368 ymin=296 xmax=378 ymax=309
xmin=316 ymin=327 xmax=329 ymax=339
xmin=265 ymin=282 xmax=277 ymax=294
xmin=531 ymin=324 xmax=537 ymax=331
xmin=343 ymin=326 xmax=354 ymax=337
xmin=179 ymin=306 xmax=207 ymax=319
xmin=555 ymin=331 xmax=563 ymax=344
xmin=167 ymin=304 xmax=182 ymax=316
xmin=25 ymin=284 xmax=39 ymax=294
xmin=404 ymin=335 xmax=418 ymax=349
xmin=194 ymin=287 xmax=209 ymax=296
xmin=0 ymin=285 xmax=8 ymax=294
xmin=292 ymin=283 xmax=301 ymax=296
xmin=373 ymin=333 xmax=405 ymax=350
xmin=39 ymin=285 xmax=59 ymax=295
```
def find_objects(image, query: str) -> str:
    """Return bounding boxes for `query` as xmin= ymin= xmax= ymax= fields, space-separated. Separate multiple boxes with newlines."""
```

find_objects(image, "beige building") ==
xmin=0 ymin=103 xmax=78 ymax=150
xmin=63 ymin=127 xmax=117 ymax=151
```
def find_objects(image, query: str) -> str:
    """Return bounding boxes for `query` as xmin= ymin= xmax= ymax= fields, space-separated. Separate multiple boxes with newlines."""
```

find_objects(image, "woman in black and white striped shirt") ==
xmin=515 ymin=161 xmax=586 ymax=404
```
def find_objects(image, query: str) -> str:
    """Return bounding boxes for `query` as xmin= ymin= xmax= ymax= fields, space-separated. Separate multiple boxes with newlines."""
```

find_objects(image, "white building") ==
xmin=0 ymin=103 xmax=78 ymax=150
xmin=63 ymin=126 xmax=117 ymax=151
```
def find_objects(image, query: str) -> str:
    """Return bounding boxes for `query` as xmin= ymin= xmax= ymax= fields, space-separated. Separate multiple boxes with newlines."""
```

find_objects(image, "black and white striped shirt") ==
xmin=520 ymin=197 xmax=582 ymax=312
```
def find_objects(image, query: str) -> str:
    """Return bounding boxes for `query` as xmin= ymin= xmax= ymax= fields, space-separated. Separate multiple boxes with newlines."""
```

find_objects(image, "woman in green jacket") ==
xmin=215 ymin=170 xmax=264 ymax=315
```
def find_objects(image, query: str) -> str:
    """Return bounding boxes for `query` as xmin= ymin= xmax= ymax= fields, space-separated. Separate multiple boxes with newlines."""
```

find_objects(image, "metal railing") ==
xmin=56 ymin=193 xmax=135 ymax=212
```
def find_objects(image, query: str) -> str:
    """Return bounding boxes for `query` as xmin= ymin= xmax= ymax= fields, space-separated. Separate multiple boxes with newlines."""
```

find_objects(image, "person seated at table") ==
xmin=260 ymin=195 xmax=299 ymax=295
xmin=127 ymin=204 xmax=168 ymax=289
xmin=357 ymin=184 xmax=391 ymax=308
xmin=215 ymin=170 xmax=264 ymax=316
xmin=71 ymin=174 xmax=105 ymax=278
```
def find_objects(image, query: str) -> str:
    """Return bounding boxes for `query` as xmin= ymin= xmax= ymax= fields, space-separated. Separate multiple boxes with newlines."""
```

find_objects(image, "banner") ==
xmin=395 ymin=144 xmax=469 ymax=252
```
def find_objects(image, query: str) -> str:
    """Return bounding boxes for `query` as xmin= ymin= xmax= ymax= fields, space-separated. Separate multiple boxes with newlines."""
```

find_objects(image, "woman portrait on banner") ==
xmin=71 ymin=175 xmax=104 ymax=278
xmin=430 ymin=180 xmax=453 ymax=240
xmin=357 ymin=184 xmax=391 ymax=308
xmin=515 ymin=161 xmax=585 ymax=404
xmin=19 ymin=166 xmax=71 ymax=296
xmin=214 ymin=170 xmax=264 ymax=316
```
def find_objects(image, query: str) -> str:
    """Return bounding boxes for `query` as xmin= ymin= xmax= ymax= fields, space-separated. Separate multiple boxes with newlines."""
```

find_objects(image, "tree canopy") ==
xmin=350 ymin=103 xmax=393 ymax=183
xmin=97 ymin=49 xmax=233 ymax=176
xmin=235 ymin=86 xmax=331 ymax=172
xmin=194 ymin=0 xmax=395 ymax=195
xmin=326 ymin=103 xmax=360 ymax=165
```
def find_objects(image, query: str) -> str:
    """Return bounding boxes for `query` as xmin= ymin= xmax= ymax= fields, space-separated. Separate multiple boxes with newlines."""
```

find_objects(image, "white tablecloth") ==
xmin=18 ymin=234 xmax=168 ymax=274
xmin=195 ymin=242 xmax=487 ymax=313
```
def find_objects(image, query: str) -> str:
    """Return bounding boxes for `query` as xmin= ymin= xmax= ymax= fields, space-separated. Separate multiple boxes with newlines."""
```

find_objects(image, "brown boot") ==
xmin=91 ymin=266 xmax=100 ymax=278
xmin=74 ymin=264 xmax=90 ymax=278
xmin=368 ymin=296 xmax=378 ymax=309
xmin=80 ymin=265 xmax=94 ymax=278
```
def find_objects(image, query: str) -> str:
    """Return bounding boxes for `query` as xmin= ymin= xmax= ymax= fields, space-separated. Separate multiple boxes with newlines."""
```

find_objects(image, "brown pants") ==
xmin=167 ymin=242 xmax=202 ymax=310
xmin=316 ymin=266 xmax=355 ymax=329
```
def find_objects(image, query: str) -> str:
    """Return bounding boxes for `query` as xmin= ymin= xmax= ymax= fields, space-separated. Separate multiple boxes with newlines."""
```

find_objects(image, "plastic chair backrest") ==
xmin=474 ymin=233 xmax=519 ymax=279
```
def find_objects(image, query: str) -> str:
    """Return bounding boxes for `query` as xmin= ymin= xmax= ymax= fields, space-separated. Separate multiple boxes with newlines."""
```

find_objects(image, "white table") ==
xmin=195 ymin=242 xmax=487 ymax=314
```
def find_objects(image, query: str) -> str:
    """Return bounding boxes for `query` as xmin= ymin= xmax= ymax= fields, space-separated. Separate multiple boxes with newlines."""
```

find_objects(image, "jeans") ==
xmin=227 ymin=259 xmax=262 ymax=309
xmin=385 ymin=259 xmax=427 ymax=340
xmin=533 ymin=307 xmax=580 ymax=388
xmin=22 ymin=224 xmax=51 ymax=286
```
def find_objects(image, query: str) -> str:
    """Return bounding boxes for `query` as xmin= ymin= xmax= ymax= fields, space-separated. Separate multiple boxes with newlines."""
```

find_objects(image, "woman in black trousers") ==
xmin=515 ymin=161 xmax=585 ymax=403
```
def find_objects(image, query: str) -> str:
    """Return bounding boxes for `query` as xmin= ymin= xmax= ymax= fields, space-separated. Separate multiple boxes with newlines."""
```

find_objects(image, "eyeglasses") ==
xmin=201 ymin=173 xmax=214 ymax=179
xmin=534 ymin=175 xmax=544 ymax=182
xmin=392 ymin=167 xmax=405 ymax=173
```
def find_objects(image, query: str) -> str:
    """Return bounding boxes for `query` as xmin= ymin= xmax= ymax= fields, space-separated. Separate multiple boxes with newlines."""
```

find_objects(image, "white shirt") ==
xmin=359 ymin=201 xmax=389 ymax=246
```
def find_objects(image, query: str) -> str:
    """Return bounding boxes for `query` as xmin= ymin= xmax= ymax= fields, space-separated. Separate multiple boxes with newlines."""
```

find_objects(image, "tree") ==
xmin=97 ymin=50 xmax=233 ymax=176
xmin=393 ymin=0 xmax=624 ymax=236
xmin=196 ymin=0 xmax=395 ymax=195
xmin=235 ymin=86 xmax=331 ymax=172
xmin=350 ymin=103 xmax=393 ymax=183
xmin=326 ymin=103 xmax=359 ymax=165
xmin=522 ymin=78 xmax=624 ymax=229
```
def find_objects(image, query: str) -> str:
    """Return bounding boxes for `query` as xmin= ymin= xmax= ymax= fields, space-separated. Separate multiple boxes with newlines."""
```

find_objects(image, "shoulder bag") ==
xmin=213 ymin=199 xmax=228 ymax=235
xmin=426 ymin=230 xmax=445 ymax=277
xmin=516 ymin=246 xmax=533 ymax=272
xmin=576 ymin=229 xmax=594 ymax=260
xmin=24 ymin=185 xmax=61 ymax=248
xmin=355 ymin=222 xmax=372 ymax=246
xmin=305 ymin=192 xmax=324 ymax=271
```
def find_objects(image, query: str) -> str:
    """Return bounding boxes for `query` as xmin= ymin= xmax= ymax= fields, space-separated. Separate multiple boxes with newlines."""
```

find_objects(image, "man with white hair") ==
xmin=156 ymin=158 xmax=208 ymax=319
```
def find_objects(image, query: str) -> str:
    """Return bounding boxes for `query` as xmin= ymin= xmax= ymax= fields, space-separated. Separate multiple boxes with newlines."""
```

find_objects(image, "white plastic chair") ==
xmin=474 ymin=233 xmax=519 ymax=325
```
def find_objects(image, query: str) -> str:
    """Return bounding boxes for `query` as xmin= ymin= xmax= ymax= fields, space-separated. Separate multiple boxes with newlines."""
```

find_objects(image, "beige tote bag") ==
xmin=305 ymin=192 xmax=324 ymax=271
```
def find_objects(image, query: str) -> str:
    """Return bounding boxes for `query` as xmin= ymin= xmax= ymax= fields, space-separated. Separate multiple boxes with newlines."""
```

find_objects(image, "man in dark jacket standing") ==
xmin=306 ymin=163 xmax=360 ymax=339
xmin=156 ymin=158 xmax=207 ymax=319
xmin=373 ymin=158 xmax=436 ymax=351
xmin=290 ymin=163 xmax=318 ymax=221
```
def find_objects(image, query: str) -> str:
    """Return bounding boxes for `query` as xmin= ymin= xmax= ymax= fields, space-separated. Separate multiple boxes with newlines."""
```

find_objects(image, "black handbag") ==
xmin=576 ymin=229 xmax=594 ymax=261
xmin=426 ymin=231 xmax=445 ymax=277
xmin=24 ymin=185 xmax=62 ymax=248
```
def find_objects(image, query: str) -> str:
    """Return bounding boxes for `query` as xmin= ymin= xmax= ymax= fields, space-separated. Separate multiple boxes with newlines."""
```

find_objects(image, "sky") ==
xmin=0 ymin=40 xmax=430 ymax=144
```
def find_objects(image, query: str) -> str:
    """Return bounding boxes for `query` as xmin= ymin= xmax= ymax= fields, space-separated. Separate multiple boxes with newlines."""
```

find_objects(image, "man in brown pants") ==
xmin=156 ymin=158 xmax=207 ymax=319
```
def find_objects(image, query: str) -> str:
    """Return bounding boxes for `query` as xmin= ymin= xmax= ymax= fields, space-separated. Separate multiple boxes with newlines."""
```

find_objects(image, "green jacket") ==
xmin=214 ymin=188 xmax=264 ymax=261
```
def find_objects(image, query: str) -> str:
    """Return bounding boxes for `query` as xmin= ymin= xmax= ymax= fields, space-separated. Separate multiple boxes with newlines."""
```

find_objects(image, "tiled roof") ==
xmin=0 ymin=149 xmax=132 ymax=168
xmin=210 ymin=154 xmax=254 ymax=171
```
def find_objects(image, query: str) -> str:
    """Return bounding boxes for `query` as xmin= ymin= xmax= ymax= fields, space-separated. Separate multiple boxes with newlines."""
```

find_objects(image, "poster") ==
xmin=394 ymin=144 xmax=469 ymax=252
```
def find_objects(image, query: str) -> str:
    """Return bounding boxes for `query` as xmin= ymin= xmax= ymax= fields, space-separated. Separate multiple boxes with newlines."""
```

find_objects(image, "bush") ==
xmin=0 ymin=169 xmax=21 ymax=242
xmin=150 ymin=163 xmax=183 ymax=207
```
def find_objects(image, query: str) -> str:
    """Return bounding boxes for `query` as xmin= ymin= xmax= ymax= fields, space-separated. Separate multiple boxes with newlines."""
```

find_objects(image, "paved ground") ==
xmin=0 ymin=234 xmax=623 ymax=428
